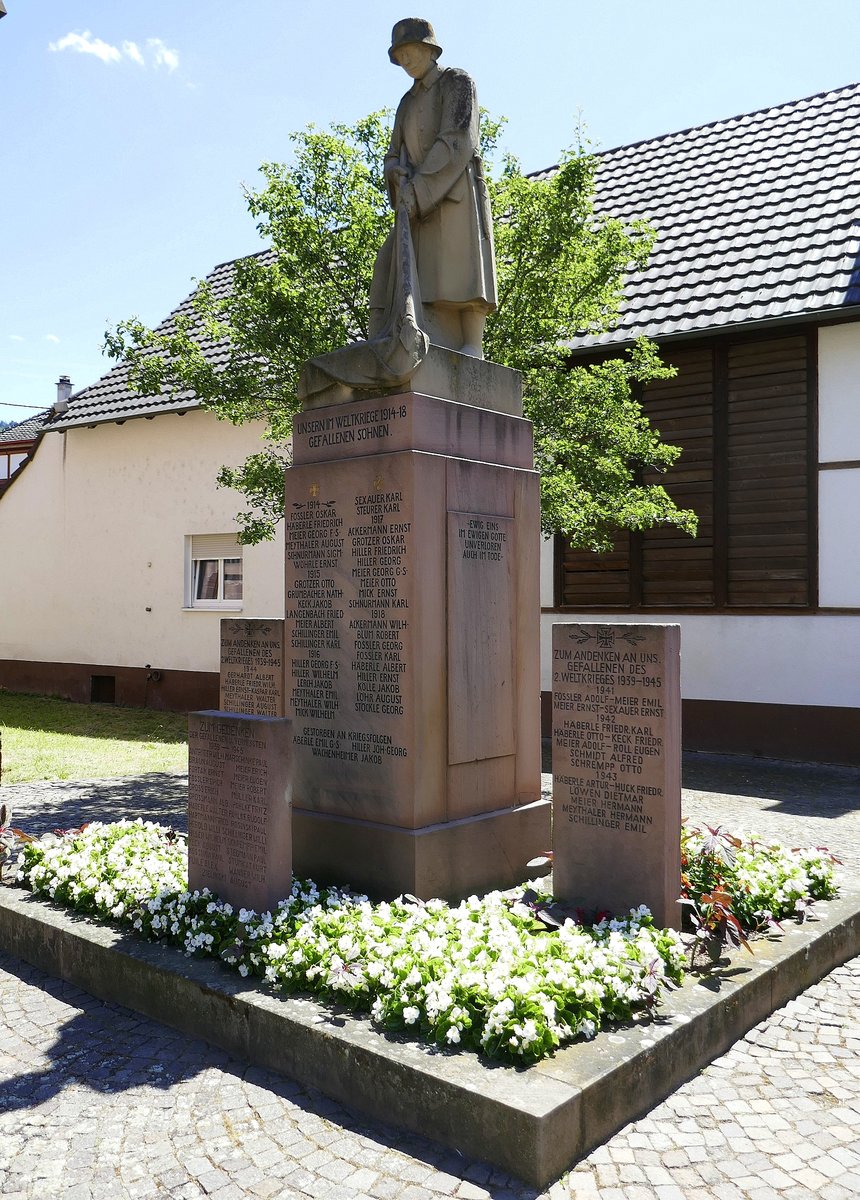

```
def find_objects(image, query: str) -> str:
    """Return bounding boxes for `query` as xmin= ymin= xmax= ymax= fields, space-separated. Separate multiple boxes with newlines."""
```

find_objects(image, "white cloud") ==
xmin=122 ymin=40 xmax=145 ymax=67
xmin=9 ymin=335 xmax=24 ymax=343
xmin=49 ymin=30 xmax=122 ymax=65
xmin=44 ymin=334 xmax=61 ymax=344
xmin=48 ymin=31 xmax=180 ymax=73
xmin=147 ymin=38 xmax=180 ymax=72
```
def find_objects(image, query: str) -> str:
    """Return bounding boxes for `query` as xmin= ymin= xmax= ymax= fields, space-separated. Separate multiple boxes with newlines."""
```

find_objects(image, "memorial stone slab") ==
xmin=219 ymin=619 xmax=286 ymax=717
xmin=551 ymin=623 xmax=681 ymax=929
xmin=188 ymin=711 xmax=293 ymax=913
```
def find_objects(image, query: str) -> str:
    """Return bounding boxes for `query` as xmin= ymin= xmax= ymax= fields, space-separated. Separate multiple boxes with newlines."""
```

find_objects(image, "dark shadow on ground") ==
xmin=542 ymin=740 xmax=860 ymax=818
xmin=1 ymin=773 xmax=189 ymax=836
xmin=0 ymin=949 xmax=538 ymax=1197
xmin=681 ymin=751 xmax=860 ymax=818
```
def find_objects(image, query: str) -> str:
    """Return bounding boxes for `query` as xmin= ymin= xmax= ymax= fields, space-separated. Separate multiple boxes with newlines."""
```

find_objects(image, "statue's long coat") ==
xmin=371 ymin=63 xmax=497 ymax=312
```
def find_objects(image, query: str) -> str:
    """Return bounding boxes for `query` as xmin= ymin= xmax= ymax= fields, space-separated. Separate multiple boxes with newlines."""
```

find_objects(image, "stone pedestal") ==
xmin=284 ymin=365 xmax=549 ymax=899
xmin=188 ymin=711 xmax=293 ymax=912
xmin=551 ymin=623 xmax=682 ymax=929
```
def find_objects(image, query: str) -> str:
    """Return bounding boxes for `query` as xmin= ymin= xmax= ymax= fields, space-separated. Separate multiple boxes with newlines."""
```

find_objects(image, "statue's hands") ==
xmin=398 ymin=179 xmax=418 ymax=218
xmin=385 ymin=161 xmax=410 ymax=191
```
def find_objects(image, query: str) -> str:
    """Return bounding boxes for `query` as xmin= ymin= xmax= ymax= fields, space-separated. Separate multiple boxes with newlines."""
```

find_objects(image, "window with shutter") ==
xmin=556 ymin=332 xmax=813 ymax=610
xmin=726 ymin=337 xmax=810 ymax=606
xmin=640 ymin=347 xmax=715 ymax=606
xmin=185 ymin=534 xmax=244 ymax=609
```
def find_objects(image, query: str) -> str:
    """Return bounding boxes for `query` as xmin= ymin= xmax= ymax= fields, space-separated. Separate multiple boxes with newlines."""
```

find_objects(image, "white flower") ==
xmin=28 ymin=816 xmax=838 ymax=1067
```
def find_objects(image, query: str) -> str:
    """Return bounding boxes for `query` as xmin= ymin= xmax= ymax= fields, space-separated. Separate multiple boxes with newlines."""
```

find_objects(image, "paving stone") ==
xmin=454 ymin=1184 xmax=490 ymax=1200
xmin=244 ymin=1183 xmax=281 ymax=1200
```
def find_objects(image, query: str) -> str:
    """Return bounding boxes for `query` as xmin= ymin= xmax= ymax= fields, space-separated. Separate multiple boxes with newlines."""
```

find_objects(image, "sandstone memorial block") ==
xmin=219 ymin=619 xmax=286 ymax=717
xmin=188 ymin=711 xmax=293 ymax=913
xmin=551 ymin=623 xmax=681 ymax=929
xmin=284 ymin=369 xmax=549 ymax=899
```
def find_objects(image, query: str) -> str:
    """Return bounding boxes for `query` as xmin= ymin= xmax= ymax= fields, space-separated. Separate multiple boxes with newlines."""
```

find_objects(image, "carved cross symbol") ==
xmin=309 ymin=483 xmax=320 ymax=498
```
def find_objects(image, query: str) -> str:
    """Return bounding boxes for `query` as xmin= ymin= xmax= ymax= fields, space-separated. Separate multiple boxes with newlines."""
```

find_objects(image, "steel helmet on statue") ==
xmin=388 ymin=18 xmax=442 ymax=63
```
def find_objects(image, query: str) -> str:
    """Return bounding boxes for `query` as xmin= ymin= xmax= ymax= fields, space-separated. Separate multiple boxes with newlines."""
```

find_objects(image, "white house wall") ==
xmin=0 ymin=409 xmax=284 ymax=675
xmin=540 ymin=612 xmax=860 ymax=708
xmin=819 ymin=468 xmax=860 ymax=605
xmin=818 ymin=323 xmax=860 ymax=462
xmin=818 ymin=322 xmax=860 ymax=607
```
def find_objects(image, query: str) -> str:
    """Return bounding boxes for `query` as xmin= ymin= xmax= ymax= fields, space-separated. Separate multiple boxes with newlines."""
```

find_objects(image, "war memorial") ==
xmin=2 ymin=17 xmax=858 ymax=1194
xmin=189 ymin=15 xmax=552 ymax=903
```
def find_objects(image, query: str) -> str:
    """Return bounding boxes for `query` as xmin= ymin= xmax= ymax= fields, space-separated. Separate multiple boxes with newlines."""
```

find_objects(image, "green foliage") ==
xmin=106 ymin=112 xmax=697 ymax=550
xmin=680 ymin=823 xmax=840 ymax=968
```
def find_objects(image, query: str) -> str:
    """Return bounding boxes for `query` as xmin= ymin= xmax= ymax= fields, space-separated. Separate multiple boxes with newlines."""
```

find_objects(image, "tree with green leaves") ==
xmin=105 ymin=111 xmax=696 ymax=549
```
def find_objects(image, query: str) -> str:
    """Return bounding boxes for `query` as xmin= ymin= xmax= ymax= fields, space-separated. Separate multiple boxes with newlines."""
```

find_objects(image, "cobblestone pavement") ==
xmin=1 ymin=753 xmax=859 ymax=1200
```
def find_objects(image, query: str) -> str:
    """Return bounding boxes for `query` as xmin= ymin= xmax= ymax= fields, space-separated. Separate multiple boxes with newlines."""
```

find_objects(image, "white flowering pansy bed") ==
xmin=16 ymin=820 xmax=838 ymax=1066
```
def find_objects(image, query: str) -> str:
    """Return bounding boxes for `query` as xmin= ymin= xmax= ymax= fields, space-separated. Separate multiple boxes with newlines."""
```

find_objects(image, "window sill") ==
xmin=181 ymin=606 xmax=244 ymax=613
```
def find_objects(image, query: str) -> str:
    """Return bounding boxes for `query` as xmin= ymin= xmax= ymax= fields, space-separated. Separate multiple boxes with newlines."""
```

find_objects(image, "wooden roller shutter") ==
xmin=639 ymin=346 xmax=715 ymax=606
xmin=558 ymin=345 xmax=714 ymax=608
xmin=726 ymin=336 xmax=809 ymax=606
xmin=559 ymin=533 xmax=631 ymax=607
xmin=555 ymin=332 xmax=812 ymax=610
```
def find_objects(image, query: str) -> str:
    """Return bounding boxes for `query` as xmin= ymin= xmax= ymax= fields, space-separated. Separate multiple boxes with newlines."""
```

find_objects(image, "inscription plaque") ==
xmin=220 ymin=619 xmax=285 ymax=717
xmin=188 ymin=710 xmax=293 ymax=913
xmin=292 ymin=392 xmax=533 ymax=469
xmin=447 ymin=512 xmax=515 ymax=764
xmin=284 ymin=457 xmax=422 ymax=825
xmin=551 ymin=623 xmax=681 ymax=929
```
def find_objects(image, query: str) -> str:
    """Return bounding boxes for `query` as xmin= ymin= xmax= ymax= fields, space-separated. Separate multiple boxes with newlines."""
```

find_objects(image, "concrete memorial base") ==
xmin=2 ymin=883 xmax=858 ymax=1188
xmin=285 ymin=364 xmax=549 ymax=899
xmin=299 ymin=343 xmax=523 ymax=416
xmin=292 ymin=797 xmax=550 ymax=899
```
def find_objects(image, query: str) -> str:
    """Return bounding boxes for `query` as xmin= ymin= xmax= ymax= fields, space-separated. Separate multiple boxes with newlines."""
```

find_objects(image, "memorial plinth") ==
xmin=285 ymin=358 xmax=549 ymax=899
xmin=188 ymin=711 xmax=293 ymax=912
xmin=220 ymin=618 xmax=286 ymax=717
xmin=551 ymin=623 xmax=682 ymax=929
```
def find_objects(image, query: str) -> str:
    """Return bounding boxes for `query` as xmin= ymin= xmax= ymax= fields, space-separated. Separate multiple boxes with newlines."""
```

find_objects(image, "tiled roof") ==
xmin=45 ymin=251 xmax=272 ymax=431
xmin=533 ymin=81 xmax=860 ymax=350
xmin=0 ymin=409 xmax=51 ymax=444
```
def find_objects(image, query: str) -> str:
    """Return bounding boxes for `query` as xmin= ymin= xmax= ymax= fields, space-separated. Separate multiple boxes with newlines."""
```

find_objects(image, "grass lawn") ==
xmin=0 ymin=691 xmax=188 ymax=784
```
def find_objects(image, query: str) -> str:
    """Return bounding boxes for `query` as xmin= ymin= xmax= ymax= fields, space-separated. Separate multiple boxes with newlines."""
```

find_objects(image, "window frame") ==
xmin=184 ymin=535 xmax=244 ymax=611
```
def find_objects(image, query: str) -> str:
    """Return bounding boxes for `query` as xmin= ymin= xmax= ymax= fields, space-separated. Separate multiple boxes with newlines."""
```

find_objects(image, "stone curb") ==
xmin=1 ymin=884 xmax=858 ymax=1189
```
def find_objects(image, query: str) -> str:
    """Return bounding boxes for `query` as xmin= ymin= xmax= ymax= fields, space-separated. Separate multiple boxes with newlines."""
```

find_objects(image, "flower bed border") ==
xmin=2 ymin=882 xmax=859 ymax=1189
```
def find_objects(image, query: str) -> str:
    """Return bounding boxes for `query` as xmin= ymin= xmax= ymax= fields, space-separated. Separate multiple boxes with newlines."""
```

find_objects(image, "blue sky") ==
xmin=2 ymin=0 xmax=859 ymax=422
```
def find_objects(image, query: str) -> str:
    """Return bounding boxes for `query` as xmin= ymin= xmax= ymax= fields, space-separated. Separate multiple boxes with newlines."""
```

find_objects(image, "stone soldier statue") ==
xmin=370 ymin=17 xmax=497 ymax=358
xmin=298 ymin=17 xmax=497 ymax=402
